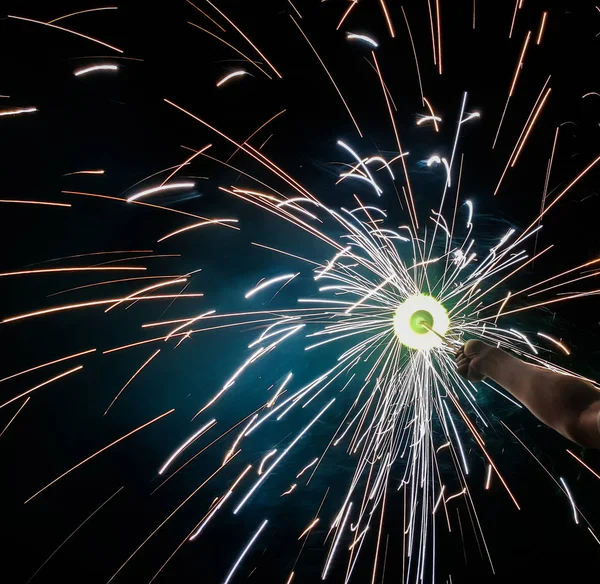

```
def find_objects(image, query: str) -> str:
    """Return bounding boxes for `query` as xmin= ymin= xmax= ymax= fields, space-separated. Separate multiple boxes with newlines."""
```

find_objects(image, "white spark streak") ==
xmin=245 ymin=273 xmax=299 ymax=299
xmin=537 ymin=332 xmax=570 ymax=355
xmin=74 ymin=64 xmax=118 ymax=76
xmin=559 ymin=477 xmax=579 ymax=524
xmin=234 ymin=399 xmax=335 ymax=514
xmin=0 ymin=107 xmax=37 ymax=117
xmin=127 ymin=182 xmax=195 ymax=202
xmin=346 ymin=33 xmax=379 ymax=48
xmin=222 ymin=519 xmax=268 ymax=584
xmin=158 ymin=420 xmax=216 ymax=475
xmin=216 ymin=70 xmax=249 ymax=87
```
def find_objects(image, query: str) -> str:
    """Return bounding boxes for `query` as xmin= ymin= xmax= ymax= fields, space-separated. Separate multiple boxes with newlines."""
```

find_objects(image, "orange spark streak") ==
xmin=160 ymin=143 xmax=211 ymax=186
xmin=427 ymin=0 xmax=437 ymax=64
xmin=288 ymin=0 xmax=302 ymax=19
xmin=0 ymin=366 xmax=83 ymax=410
xmin=510 ymin=88 xmax=552 ymax=167
xmin=423 ymin=97 xmax=440 ymax=132
xmin=62 ymin=169 xmax=105 ymax=175
xmin=227 ymin=109 xmax=286 ymax=163
xmin=157 ymin=219 xmax=239 ymax=242
xmin=0 ymin=397 xmax=30 ymax=438
xmin=436 ymin=0 xmax=442 ymax=74
xmin=204 ymin=0 xmax=282 ymax=78
xmin=48 ymin=275 xmax=176 ymax=297
xmin=372 ymin=53 xmax=418 ymax=229
xmin=62 ymin=190 xmax=208 ymax=220
xmin=0 ymin=200 xmax=70 ymax=207
xmin=290 ymin=16 xmax=362 ymax=137
xmin=494 ymin=78 xmax=551 ymax=194
xmin=186 ymin=0 xmax=226 ymax=32
xmin=448 ymin=393 xmax=520 ymax=509
xmin=482 ymin=289 xmax=600 ymax=320
xmin=517 ymin=153 xmax=600 ymax=237
xmin=188 ymin=22 xmax=272 ymax=79
xmin=508 ymin=0 xmax=519 ymax=38
xmin=536 ymin=12 xmax=548 ymax=44
xmin=0 ymin=266 xmax=145 ymax=278
xmin=104 ymin=350 xmax=161 ymax=415
xmin=336 ymin=1 xmax=358 ymax=31
xmin=402 ymin=7 xmax=424 ymax=105
xmin=493 ymin=31 xmax=532 ymax=148
xmin=2 ymin=294 xmax=204 ymax=324
xmin=25 ymin=409 xmax=174 ymax=504
xmin=7 ymin=15 xmax=123 ymax=53
xmin=379 ymin=0 xmax=395 ymax=37
xmin=48 ymin=7 xmax=117 ymax=24
xmin=566 ymin=449 xmax=600 ymax=481
xmin=509 ymin=31 xmax=531 ymax=97
xmin=0 ymin=349 xmax=95 ymax=385
xmin=104 ymin=278 xmax=186 ymax=312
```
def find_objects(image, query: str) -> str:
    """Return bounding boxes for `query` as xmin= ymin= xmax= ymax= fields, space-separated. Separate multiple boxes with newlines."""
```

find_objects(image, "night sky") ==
xmin=1 ymin=1 xmax=599 ymax=583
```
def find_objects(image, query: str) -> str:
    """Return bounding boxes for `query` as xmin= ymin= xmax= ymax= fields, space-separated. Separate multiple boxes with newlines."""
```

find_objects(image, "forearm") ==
xmin=481 ymin=348 xmax=600 ymax=447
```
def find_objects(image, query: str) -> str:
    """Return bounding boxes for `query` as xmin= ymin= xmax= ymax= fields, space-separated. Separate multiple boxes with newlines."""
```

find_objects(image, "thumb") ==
xmin=463 ymin=339 xmax=487 ymax=358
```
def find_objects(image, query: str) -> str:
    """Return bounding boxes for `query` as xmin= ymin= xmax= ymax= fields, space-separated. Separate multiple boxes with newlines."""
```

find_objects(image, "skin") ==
xmin=456 ymin=340 xmax=600 ymax=448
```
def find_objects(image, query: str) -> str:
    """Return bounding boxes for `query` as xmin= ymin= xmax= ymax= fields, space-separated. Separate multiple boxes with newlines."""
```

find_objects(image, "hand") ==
xmin=455 ymin=339 xmax=493 ymax=382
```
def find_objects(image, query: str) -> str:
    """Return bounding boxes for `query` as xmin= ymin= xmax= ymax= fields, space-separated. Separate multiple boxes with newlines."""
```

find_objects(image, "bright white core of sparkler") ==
xmin=393 ymin=294 xmax=449 ymax=350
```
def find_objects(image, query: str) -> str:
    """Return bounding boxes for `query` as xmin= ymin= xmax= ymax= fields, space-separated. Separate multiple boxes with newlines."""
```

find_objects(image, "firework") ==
xmin=2 ymin=3 xmax=599 ymax=584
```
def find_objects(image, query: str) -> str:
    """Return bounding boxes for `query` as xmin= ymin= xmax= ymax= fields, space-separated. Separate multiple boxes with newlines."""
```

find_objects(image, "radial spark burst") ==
xmin=2 ymin=2 xmax=599 ymax=584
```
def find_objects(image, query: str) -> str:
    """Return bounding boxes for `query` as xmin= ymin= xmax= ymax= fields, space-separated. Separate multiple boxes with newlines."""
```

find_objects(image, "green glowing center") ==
xmin=393 ymin=294 xmax=449 ymax=350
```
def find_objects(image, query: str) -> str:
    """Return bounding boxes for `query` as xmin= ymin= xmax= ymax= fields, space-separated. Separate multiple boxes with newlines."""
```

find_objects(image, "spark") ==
xmin=536 ymin=12 xmax=548 ymax=45
xmin=234 ymin=399 xmax=335 ymax=514
xmin=25 ymin=486 xmax=124 ymax=583
xmin=0 ymin=366 xmax=83 ymax=411
xmin=63 ymin=169 xmax=105 ymax=175
xmin=464 ymin=200 xmax=473 ymax=228
xmin=298 ymin=518 xmax=319 ymax=539
xmin=159 ymin=419 xmax=217 ymax=474
xmin=74 ymin=64 xmax=118 ymax=76
xmin=188 ymin=22 xmax=272 ymax=79
xmin=445 ymin=488 xmax=467 ymax=503
xmin=0 ymin=266 xmax=145 ymax=278
xmin=0 ymin=107 xmax=37 ymax=117
xmin=0 ymin=397 xmax=30 ymax=439
xmin=7 ymin=15 xmax=123 ymax=53
xmin=205 ymin=0 xmax=282 ymax=78
xmin=0 ymin=349 xmax=96 ymax=385
xmin=281 ymin=484 xmax=297 ymax=496
xmin=104 ymin=350 xmax=162 ymax=415
xmin=537 ymin=332 xmax=570 ymax=355
xmin=127 ymin=182 xmax=195 ymax=202
xmin=346 ymin=33 xmax=379 ymax=48
xmin=566 ymin=450 xmax=600 ymax=481
xmin=379 ymin=0 xmax=395 ymax=37
xmin=296 ymin=457 xmax=319 ymax=478
xmin=222 ymin=519 xmax=268 ymax=584
xmin=291 ymin=17 xmax=362 ymax=137
xmin=417 ymin=115 xmax=442 ymax=127
xmin=245 ymin=273 xmax=299 ymax=299
xmin=2 ymin=294 xmax=204 ymax=324
xmin=24 ymin=409 xmax=174 ymax=504
xmin=322 ymin=502 xmax=353 ymax=579
xmin=165 ymin=310 xmax=216 ymax=341
xmin=216 ymin=70 xmax=249 ymax=87
xmin=559 ymin=477 xmax=579 ymax=525
xmin=157 ymin=219 xmax=239 ymax=242
xmin=485 ymin=465 xmax=493 ymax=490
xmin=258 ymin=450 xmax=277 ymax=475
xmin=48 ymin=7 xmax=118 ymax=24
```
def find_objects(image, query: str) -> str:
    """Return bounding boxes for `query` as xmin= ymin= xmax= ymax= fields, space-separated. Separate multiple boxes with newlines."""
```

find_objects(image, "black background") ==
xmin=1 ymin=1 xmax=599 ymax=583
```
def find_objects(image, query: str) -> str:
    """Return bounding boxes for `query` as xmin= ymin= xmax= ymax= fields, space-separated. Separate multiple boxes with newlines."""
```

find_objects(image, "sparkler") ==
xmin=4 ymin=2 xmax=600 ymax=584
